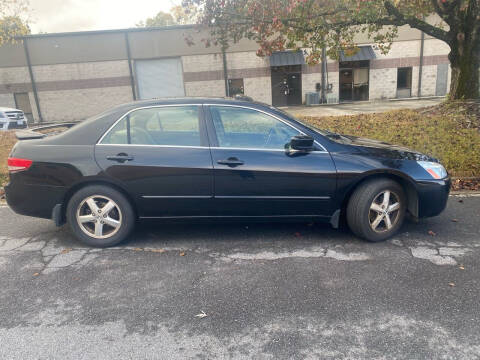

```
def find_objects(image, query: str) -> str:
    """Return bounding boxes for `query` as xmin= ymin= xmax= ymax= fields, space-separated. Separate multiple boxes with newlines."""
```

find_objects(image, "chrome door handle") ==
xmin=106 ymin=153 xmax=134 ymax=163
xmin=217 ymin=158 xmax=245 ymax=167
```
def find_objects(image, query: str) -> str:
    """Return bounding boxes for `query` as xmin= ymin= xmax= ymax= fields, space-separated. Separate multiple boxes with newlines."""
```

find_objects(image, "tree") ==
xmin=170 ymin=4 xmax=199 ymax=24
xmin=0 ymin=0 xmax=30 ymax=45
xmin=184 ymin=0 xmax=480 ymax=100
xmin=136 ymin=11 xmax=177 ymax=27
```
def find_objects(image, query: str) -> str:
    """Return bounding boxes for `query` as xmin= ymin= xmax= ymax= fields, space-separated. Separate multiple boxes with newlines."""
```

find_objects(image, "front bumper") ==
xmin=0 ymin=121 xmax=28 ymax=130
xmin=416 ymin=177 xmax=451 ymax=218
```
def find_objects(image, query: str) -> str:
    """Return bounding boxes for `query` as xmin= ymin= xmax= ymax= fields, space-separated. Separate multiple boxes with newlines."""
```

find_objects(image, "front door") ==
xmin=339 ymin=61 xmax=370 ymax=102
xmin=95 ymin=105 xmax=214 ymax=217
xmin=271 ymin=65 xmax=303 ymax=107
xmin=206 ymin=105 xmax=337 ymax=217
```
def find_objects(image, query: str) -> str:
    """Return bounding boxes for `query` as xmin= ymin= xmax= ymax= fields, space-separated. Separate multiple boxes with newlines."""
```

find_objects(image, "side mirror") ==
xmin=288 ymin=135 xmax=315 ymax=152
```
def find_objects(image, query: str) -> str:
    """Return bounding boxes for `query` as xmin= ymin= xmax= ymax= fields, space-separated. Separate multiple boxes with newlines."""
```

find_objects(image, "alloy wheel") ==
xmin=76 ymin=195 xmax=122 ymax=239
xmin=368 ymin=190 xmax=401 ymax=233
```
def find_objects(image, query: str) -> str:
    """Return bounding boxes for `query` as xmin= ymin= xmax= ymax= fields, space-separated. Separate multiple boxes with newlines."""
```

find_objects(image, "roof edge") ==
xmin=19 ymin=24 xmax=198 ymax=40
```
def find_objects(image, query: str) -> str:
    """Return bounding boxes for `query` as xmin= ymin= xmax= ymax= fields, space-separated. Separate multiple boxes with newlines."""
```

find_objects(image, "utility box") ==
xmin=305 ymin=92 xmax=320 ymax=106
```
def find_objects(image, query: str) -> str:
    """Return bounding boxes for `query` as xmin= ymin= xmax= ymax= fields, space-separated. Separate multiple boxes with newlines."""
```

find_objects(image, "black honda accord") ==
xmin=5 ymin=98 xmax=450 ymax=247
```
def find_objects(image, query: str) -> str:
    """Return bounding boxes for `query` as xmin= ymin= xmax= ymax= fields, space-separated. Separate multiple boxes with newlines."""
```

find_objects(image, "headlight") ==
xmin=417 ymin=161 xmax=447 ymax=179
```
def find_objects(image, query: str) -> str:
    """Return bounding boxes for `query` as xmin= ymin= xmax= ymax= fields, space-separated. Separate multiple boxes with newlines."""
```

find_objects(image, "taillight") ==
xmin=7 ymin=157 xmax=33 ymax=173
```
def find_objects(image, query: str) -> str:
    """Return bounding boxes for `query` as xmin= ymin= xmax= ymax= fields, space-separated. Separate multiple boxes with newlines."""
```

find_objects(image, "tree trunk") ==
xmin=448 ymin=34 xmax=479 ymax=100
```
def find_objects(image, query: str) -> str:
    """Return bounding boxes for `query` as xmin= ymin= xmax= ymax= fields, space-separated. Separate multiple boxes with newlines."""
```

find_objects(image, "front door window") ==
xmin=210 ymin=106 xmax=300 ymax=150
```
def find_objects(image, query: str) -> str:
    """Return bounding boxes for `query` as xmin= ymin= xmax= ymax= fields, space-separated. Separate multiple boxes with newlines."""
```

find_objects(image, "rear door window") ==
xmin=101 ymin=106 xmax=201 ymax=146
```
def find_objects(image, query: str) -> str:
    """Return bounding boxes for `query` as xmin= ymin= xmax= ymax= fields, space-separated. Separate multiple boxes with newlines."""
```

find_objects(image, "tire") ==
xmin=346 ymin=178 xmax=406 ymax=242
xmin=66 ymin=185 xmax=135 ymax=247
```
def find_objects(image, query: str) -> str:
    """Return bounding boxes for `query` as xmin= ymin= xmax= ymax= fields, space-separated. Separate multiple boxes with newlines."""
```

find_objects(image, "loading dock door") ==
xmin=135 ymin=58 xmax=185 ymax=99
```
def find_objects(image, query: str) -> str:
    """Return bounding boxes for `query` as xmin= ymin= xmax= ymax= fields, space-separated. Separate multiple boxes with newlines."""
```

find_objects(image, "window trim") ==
xmin=97 ymin=104 xmax=205 ymax=146
xmin=205 ymin=104 xmax=327 ymax=152
xmin=97 ymin=103 xmax=327 ymax=153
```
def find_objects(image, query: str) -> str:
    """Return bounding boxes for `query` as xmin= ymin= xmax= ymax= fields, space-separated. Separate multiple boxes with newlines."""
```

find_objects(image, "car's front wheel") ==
xmin=347 ymin=178 xmax=406 ymax=242
xmin=66 ymin=185 xmax=135 ymax=247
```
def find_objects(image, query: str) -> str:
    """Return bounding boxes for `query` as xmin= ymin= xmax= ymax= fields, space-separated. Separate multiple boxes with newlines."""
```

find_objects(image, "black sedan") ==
xmin=5 ymin=98 xmax=450 ymax=247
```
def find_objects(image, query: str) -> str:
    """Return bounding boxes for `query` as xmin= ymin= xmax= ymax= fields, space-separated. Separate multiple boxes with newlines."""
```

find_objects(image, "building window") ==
xmin=397 ymin=67 xmax=412 ymax=98
xmin=228 ymin=78 xmax=244 ymax=97
xmin=397 ymin=67 xmax=412 ymax=89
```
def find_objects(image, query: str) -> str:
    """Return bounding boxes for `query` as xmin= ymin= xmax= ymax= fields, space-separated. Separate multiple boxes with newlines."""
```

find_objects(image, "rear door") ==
xmin=95 ymin=105 xmax=214 ymax=217
xmin=206 ymin=105 xmax=337 ymax=217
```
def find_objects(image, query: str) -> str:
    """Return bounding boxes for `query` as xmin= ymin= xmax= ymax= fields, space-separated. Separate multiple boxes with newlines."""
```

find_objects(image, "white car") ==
xmin=0 ymin=107 xmax=28 ymax=130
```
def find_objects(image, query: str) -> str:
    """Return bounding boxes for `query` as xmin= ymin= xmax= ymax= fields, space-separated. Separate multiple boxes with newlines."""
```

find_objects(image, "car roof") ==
xmin=39 ymin=97 xmax=272 ymax=146
xmin=110 ymin=97 xmax=268 ymax=112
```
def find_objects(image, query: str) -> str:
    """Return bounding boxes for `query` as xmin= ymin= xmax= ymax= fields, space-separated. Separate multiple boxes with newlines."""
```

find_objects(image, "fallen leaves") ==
xmin=33 ymin=273 xmax=39 ymax=277
xmin=428 ymin=230 xmax=436 ymax=236
xmin=150 ymin=249 xmax=166 ymax=253
xmin=132 ymin=248 xmax=167 ymax=254
xmin=179 ymin=251 xmax=186 ymax=256
xmin=448 ymin=282 xmax=455 ymax=287
xmin=60 ymin=248 xmax=72 ymax=254
xmin=459 ymin=265 xmax=465 ymax=270
xmin=452 ymin=178 xmax=480 ymax=191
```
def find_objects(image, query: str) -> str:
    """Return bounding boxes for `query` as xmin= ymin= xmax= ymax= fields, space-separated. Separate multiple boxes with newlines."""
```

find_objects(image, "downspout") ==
xmin=222 ymin=46 xmax=229 ymax=97
xmin=23 ymin=38 xmax=43 ymax=123
xmin=124 ymin=32 xmax=136 ymax=101
xmin=418 ymin=29 xmax=425 ymax=97
xmin=320 ymin=47 xmax=327 ymax=104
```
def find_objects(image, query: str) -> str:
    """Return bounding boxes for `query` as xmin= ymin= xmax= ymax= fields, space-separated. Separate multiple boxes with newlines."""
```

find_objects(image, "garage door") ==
xmin=135 ymin=58 xmax=185 ymax=99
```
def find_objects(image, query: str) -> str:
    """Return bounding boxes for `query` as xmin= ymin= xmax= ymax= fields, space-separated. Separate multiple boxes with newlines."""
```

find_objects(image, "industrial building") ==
xmin=0 ymin=24 xmax=451 ymax=123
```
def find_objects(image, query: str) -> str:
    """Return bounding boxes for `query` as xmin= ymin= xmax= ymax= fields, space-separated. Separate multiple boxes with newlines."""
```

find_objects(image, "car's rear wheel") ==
xmin=66 ymin=185 xmax=135 ymax=247
xmin=347 ymin=178 xmax=406 ymax=242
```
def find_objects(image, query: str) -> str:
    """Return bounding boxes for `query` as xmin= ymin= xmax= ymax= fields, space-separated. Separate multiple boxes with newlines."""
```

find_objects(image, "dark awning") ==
xmin=270 ymin=51 xmax=305 ymax=66
xmin=339 ymin=46 xmax=376 ymax=62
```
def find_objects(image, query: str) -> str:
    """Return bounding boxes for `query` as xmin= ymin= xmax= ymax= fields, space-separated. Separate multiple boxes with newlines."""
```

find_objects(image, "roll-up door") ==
xmin=135 ymin=58 xmax=185 ymax=99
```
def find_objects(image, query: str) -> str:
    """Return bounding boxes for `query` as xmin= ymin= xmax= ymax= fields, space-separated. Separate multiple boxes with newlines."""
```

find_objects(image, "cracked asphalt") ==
xmin=0 ymin=195 xmax=479 ymax=359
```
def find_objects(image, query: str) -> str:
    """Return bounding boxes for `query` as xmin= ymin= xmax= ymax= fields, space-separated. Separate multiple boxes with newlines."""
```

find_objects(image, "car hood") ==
xmin=327 ymin=133 xmax=437 ymax=161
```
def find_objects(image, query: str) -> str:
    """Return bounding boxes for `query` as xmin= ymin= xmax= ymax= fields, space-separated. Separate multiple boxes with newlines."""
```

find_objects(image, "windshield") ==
xmin=270 ymin=106 xmax=342 ymax=138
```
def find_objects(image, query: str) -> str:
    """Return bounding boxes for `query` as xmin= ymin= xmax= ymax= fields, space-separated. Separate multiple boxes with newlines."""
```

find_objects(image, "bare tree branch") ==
xmin=384 ymin=0 xmax=449 ymax=41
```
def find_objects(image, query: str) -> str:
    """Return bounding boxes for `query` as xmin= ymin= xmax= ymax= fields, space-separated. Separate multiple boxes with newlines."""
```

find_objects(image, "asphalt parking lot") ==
xmin=1 ymin=195 xmax=479 ymax=359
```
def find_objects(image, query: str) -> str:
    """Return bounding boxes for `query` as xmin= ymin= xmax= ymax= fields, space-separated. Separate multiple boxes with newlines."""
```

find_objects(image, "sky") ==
xmin=28 ymin=0 xmax=180 ymax=34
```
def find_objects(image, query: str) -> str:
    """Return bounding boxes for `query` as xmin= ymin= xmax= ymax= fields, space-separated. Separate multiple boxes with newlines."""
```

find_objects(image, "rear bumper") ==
xmin=5 ymin=180 xmax=66 ymax=220
xmin=416 ymin=177 xmax=451 ymax=218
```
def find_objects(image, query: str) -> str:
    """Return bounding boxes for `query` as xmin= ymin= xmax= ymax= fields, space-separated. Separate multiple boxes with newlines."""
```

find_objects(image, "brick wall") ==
xmin=184 ymin=80 xmax=225 ymax=98
xmin=182 ymin=53 xmax=223 ymax=73
xmin=0 ymin=66 xmax=30 ymax=85
xmin=182 ymin=51 xmax=273 ymax=103
xmin=420 ymin=65 xmax=438 ymax=97
xmin=32 ymin=61 xmax=130 ymax=82
xmin=37 ymin=86 xmax=133 ymax=122
xmin=244 ymin=77 xmax=272 ymax=104
xmin=0 ymin=93 xmax=16 ymax=108
xmin=301 ymin=65 xmax=340 ymax=104
xmin=369 ymin=68 xmax=398 ymax=100
xmin=30 ymin=60 xmax=132 ymax=122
